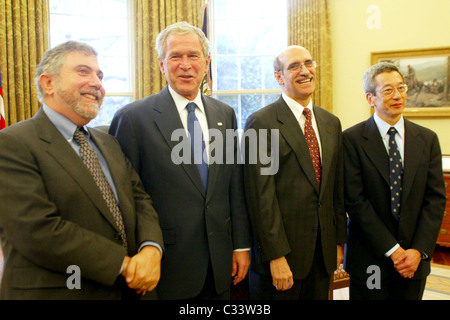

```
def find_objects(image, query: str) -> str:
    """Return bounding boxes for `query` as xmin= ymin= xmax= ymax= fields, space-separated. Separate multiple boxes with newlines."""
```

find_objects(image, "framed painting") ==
xmin=371 ymin=47 xmax=450 ymax=117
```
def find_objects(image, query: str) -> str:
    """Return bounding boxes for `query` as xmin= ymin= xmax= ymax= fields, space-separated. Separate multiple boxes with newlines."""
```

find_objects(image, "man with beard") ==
xmin=0 ymin=41 xmax=164 ymax=300
xmin=243 ymin=46 xmax=347 ymax=299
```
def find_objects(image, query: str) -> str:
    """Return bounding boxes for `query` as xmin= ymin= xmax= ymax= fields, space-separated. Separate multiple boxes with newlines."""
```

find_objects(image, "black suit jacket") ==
xmin=243 ymin=97 xmax=347 ymax=280
xmin=343 ymin=115 xmax=446 ymax=280
xmin=109 ymin=87 xmax=252 ymax=299
xmin=0 ymin=109 xmax=164 ymax=299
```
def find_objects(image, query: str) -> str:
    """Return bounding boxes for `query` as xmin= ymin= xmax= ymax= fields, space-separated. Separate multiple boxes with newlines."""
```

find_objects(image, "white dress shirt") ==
xmin=281 ymin=93 xmax=322 ymax=160
xmin=168 ymin=86 xmax=249 ymax=253
xmin=168 ymin=85 xmax=210 ymax=163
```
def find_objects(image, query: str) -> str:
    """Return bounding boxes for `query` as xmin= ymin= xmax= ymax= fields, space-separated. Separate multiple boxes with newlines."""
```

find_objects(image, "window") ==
xmin=210 ymin=0 xmax=288 ymax=129
xmin=49 ymin=0 xmax=134 ymax=127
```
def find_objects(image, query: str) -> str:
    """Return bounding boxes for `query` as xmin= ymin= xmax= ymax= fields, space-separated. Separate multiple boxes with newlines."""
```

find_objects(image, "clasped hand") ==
xmin=121 ymin=246 xmax=162 ymax=295
xmin=390 ymin=247 xmax=421 ymax=279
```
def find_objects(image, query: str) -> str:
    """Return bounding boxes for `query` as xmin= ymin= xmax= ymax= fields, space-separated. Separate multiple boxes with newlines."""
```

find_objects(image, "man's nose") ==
xmin=89 ymin=74 xmax=103 ymax=89
xmin=180 ymin=56 xmax=192 ymax=69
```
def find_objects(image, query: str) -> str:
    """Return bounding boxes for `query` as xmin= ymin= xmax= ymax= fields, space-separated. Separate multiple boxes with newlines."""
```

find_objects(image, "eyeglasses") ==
xmin=286 ymin=60 xmax=317 ymax=73
xmin=376 ymin=84 xmax=408 ymax=97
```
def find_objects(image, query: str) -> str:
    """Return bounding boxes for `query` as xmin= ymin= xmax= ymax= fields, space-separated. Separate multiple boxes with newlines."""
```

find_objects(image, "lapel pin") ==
xmin=217 ymin=122 xmax=223 ymax=126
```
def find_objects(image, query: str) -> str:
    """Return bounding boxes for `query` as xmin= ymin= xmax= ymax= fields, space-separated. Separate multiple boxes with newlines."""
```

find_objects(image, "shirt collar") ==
xmin=42 ymin=104 xmax=88 ymax=142
xmin=373 ymin=112 xmax=405 ymax=138
xmin=168 ymin=85 xmax=205 ymax=115
xmin=281 ymin=93 xmax=313 ymax=120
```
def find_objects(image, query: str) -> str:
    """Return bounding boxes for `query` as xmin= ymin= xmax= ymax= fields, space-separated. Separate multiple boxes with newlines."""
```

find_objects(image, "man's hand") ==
xmin=232 ymin=250 xmax=250 ymax=285
xmin=270 ymin=256 xmax=294 ymax=291
xmin=121 ymin=246 xmax=162 ymax=295
xmin=392 ymin=249 xmax=421 ymax=279
xmin=390 ymin=246 xmax=406 ymax=263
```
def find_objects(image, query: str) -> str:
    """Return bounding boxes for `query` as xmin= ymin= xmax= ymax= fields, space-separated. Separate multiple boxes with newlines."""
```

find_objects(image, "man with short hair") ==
xmin=110 ymin=22 xmax=252 ymax=300
xmin=0 ymin=41 xmax=164 ymax=300
xmin=343 ymin=61 xmax=446 ymax=299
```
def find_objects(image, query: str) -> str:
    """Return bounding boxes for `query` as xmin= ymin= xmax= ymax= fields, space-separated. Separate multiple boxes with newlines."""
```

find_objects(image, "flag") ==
xmin=0 ymin=73 xmax=6 ymax=130
xmin=201 ymin=3 xmax=212 ymax=96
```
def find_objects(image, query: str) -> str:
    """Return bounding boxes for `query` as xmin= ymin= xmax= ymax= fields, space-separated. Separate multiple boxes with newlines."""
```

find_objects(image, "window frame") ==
xmin=207 ymin=0 xmax=287 ymax=129
xmin=48 ymin=0 xmax=136 ymax=126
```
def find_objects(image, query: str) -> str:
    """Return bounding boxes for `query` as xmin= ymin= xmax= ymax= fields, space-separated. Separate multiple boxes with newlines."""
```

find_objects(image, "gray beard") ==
xmin=57 ymin=87 xmax=101 ymax=120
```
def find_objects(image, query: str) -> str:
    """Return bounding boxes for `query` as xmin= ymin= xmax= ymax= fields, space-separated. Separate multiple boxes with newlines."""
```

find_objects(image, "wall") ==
xmin=329 ymin=0 xmax=450 ymax=154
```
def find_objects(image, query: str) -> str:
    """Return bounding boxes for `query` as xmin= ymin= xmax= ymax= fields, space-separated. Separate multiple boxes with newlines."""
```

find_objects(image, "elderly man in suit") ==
xmin=343 ymin=62 xmax=446 ymax=299
xmin=243 ymin=45 xmax=347 ymax=300
xmin=109 ymin=22 xmax=252 ymax=300
xmin=0 ymin=41 xmax=164 ymax=300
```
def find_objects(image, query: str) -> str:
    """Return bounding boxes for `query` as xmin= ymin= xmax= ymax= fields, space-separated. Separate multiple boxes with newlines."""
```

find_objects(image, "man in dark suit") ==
xmin=109 ymin=22 xmax=252 ymax=300
xmin=243 ymin=45 xmax=347 ymax=299
xmin=343 ymin=62 xmax=446 ymax=299
xmin=0 ymin=41 xmax=164 ymax=299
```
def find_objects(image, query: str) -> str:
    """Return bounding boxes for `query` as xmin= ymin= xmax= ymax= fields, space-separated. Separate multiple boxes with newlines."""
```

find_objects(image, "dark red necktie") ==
xmin=303 ymin=108 xmax=321 ymax=188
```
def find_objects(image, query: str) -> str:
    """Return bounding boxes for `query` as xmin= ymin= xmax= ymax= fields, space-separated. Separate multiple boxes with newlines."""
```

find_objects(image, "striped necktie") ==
xmin=73 ymin=127 xmax=128 ymax=250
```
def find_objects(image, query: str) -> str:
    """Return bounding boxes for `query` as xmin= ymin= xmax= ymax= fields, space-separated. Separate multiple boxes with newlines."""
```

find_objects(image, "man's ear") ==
xmin=205 ymin=55 xmax=211 ymax=74
xmin=158 ymin=57 xmax=165 ymax=75
xmin=274 ymin=71 xmax=284 ymax=85
xmin=366 ymin=92 xmax=375 ymax=107
xmin=39 ymin=74 xmax=55 ymax=96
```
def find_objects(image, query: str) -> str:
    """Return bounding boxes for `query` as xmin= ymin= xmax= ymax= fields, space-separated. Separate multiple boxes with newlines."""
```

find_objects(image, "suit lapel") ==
xmin=362 ymin=116 xmax=390 ymax=186
xmin=401 ymin=119 xmax=423 ymax=207
xmin=34 ymin=110 xmax=120 ymax=230
xmin=314 ymin=106 xmax=335 ymax=196
xmin=202 ymin=95 xmax=230 ymax=200
xmin=88 ymin=128 xmax=133 ymax=234
xmin=153 ymin=87 xmax=206 ymax=196
xmin=276 ymin=98 xmax=320 ymax=193
xmin=360 ymin=117 xmax=423 ymax=208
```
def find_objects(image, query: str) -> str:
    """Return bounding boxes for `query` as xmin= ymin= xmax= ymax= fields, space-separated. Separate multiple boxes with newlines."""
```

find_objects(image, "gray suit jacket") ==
xmin=109 ymin=87 xmax=252 ymax=299
xmin=0 ymin=108 xmax=164 ymax=299
xmin=243 ymin=97 xmax=347 ymax=279
xmin=343 ymin=116 xmax=446 ymax=280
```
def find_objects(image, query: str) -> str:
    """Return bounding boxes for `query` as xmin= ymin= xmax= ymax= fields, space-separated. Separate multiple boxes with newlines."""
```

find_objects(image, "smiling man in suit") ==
xmin=109 ymin=22 xmax=252 ymax=300
xmin=343 ymin=62 xmax=446 ymax=299
xmin=243 ymin=45 xmax=347 ymax=300
xmin=0 ymin=41 xmax=164 ymax=299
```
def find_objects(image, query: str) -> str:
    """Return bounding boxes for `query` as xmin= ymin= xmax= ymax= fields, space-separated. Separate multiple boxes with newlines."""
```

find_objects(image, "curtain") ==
xmin=0 ymin=0 xmax=49 ymax=127
xmin=134 ymin=0 xmax=205 ymax=100
xmin=288 ymin=0 xmax=332 ymax=112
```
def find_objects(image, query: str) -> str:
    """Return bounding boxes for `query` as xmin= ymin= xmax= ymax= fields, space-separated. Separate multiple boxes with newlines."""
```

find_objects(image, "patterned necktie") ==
xmin=303 ymin=108 xmax=321 ymax=188
xmin=73 ymin=127 xmax=128 ymax=250
xmin=388 ymin=127 xmax=402 ymax=220
xmin=187 ymin=102 xmax=208 ymax=190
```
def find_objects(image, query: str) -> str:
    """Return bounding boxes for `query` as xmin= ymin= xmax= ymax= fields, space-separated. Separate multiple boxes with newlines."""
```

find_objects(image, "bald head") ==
xmin=273 ymin=46 xmax=316 ymax=106
xmin=273 ymin=46 xmax=311 ymax=73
